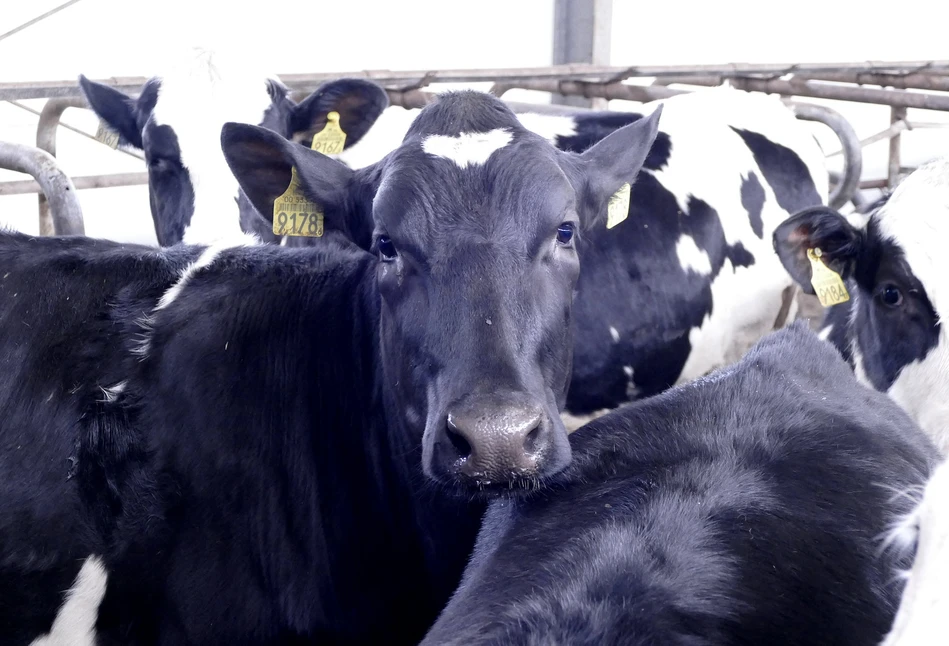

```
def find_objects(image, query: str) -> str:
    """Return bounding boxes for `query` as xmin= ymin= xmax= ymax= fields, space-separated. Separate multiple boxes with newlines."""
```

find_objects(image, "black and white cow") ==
xmin=281 ymin=87 xmax=828 ymax=420
xmin=420 ymin=322 xmax=938 ymax=646
xmin=0 ymin=90 xmax=661 ymax=644
xmin=79 ymin=47 xmax=389 ymax=246
xmin=773 ymin=157 xmax=949 ymax=451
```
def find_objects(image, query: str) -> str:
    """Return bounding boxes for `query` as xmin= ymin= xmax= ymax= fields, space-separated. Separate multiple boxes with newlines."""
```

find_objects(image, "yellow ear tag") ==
xmin=606 ymin=183 xmax=631 ymax=229
xmin=94 ymin=120 xmax=119 ymax=150
xmin=807 ymin=247 xmax=850 ymax=307
xmin=310 ymin=110 xmax=347 ymax=155
xmin=272 ymin=167 xmax=324 ymax=238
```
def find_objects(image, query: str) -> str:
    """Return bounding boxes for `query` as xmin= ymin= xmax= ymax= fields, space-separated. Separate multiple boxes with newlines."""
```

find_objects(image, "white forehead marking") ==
xmin=151 ymin=48 xmax=280 ymax=245
xmin=675 ymin=234 xmax=712 ymax=275
xmin=514 ymin=113 xmax=577 ymax=145
xmin=29 ymin=555 xmax=107 ymax=646
xmin=874 ymin=156 xmax=949 ymax=319
xmin=421 ymin=129 xmax=513 ymax=169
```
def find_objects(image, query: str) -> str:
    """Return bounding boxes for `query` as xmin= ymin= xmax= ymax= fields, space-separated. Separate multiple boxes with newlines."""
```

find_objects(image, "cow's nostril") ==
xmin=446 ymin=422 xmax=473 ymax=460
xmin=524 ymin=424 xmax=542 ymax=454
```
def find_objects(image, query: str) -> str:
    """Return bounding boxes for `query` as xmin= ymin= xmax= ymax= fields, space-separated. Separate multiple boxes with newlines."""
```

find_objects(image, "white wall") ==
xmin=1 ymin=0 xmax=947 ymax=244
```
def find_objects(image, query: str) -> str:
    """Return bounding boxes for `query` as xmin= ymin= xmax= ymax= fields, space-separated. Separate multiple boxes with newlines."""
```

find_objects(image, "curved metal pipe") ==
xmin=788 ymin=101 xmax=863 ymax=210
xmin=0 ymin=141 xmax=84 ymax=235
xmin=36 ymin=97 xmax=87 ymax=235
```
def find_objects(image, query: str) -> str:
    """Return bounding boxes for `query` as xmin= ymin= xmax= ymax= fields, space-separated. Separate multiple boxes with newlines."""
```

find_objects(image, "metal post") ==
xmin=786 ymin=102 xmax=863 ymax=210
xmin=888 ymin=106 xmax=907 ymax=189
xmin=36 ymin=97 xmax=87 ymax=235
xmin=0 ymin=141 xmax=84 ymax=235
xmin=552 ymin=0 xmax=612 ymax=108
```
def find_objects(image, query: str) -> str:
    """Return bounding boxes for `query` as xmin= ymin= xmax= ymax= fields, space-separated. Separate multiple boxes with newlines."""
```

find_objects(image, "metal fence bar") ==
xmin=0 ymin=141 xmax=83 ymax=234
xmin=650 ymin=76 xmax=949 ymax=111
xmin=35 ymin=97 xmax=87 ymax=234
xmin=6 ymin=60 xmax=949 ymax=101
xmin=787 ymin=102 xmax=863 ymax=209
xmin=888 ymin=106 xmax=908 ymax=188
xmin=0 ymin=171 xmax=148 ymax=196
xmin=797 ymin=71 xmax=949 ymax=92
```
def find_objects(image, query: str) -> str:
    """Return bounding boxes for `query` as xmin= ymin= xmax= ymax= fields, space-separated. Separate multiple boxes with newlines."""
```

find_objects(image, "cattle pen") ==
xmin=2 ymin=59 xmax=949 ymax=236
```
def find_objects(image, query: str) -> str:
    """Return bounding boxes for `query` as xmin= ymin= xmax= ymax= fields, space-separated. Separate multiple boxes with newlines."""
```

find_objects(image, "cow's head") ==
xmin=221 ymin=91 xmax=662 ymax=493
xmin=774 ymin=157 xmax=949 ymax=446
xmin=79 ymin=49 xmax=387 ymax=246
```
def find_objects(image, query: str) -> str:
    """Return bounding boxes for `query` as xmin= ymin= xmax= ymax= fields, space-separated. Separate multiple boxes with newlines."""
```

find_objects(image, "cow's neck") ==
xmin=310 ymin=266 xmax=483 ymax=641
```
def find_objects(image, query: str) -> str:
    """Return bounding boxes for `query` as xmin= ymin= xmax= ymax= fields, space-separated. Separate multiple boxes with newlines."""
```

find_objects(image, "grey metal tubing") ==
xmin=7 ymin=60 xmax=949 ymax=101
xmin=786 ymin=102 xmax=863 ymax=210
xmin=36 ymin=97 xmax=88 ymax=235
xmin=0 ymin=141 xmax=84 ymax=235
xmin=0 ymin=171 xmax=148 ymax=196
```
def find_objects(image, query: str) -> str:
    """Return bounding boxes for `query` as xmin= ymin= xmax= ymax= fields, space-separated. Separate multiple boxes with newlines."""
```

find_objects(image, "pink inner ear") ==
xmin=787 ymin=226 xmax=810 ymax=246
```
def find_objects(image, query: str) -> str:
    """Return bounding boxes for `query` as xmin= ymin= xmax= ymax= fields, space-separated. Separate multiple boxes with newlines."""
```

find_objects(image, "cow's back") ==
xmin=567 ymin=88 xmax=828 ymax=415
xmin=422 ymin=323 xmax=937 ymax=645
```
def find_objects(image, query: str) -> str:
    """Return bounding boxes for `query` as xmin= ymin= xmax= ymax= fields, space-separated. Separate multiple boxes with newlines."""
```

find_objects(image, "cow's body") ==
xmin=774 ymin=157 xmax=949 ymax=451
xmin=422 ymin=322 xmax=938 ymax=646
xmin=1 ymin=91 xmax=663 ymax=644
xmin=555 ymin=89 xmax=827 ymax=416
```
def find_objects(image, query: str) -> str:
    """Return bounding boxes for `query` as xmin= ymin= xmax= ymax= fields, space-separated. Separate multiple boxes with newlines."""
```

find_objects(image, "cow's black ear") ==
xmin=290 ymin=79 xmax=389 ymax=149
xmin=78 ymin=75 xmax=143 ymax=149
xmin=221 ymin=122 xmax=354 ymax=224
xmin=773 ymin=206 xmax=864 ymax=295
xmin=574 ymin=104 xmax=663 ymax=227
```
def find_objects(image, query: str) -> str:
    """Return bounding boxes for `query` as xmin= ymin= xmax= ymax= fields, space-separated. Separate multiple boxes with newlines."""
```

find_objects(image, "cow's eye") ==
xmin=378 ymin=236 xmax=397 ymax=261
xmin=556 ymin=223 xmax=575 ymax=245
xmin=880 ymin=284 xmax=903 ymax=308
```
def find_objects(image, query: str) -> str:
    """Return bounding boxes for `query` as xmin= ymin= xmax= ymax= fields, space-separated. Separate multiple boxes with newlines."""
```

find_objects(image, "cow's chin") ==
xmin=427 ymin=470 xmax=563 ymax=503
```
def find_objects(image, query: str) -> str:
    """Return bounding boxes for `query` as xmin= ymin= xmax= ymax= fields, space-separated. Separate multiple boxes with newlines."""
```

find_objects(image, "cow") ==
xmin=256 ymin=86 xmax=828 ymax=422
xmin=78 ymin=47 xmax=389 ymax=246
xmin=773 ymin=157 xmax=949 ymax=451
xmin=0 ymin=90 xmax=662 ymax=644
xmin=419 ymin=322 xmax=939 ymax=646
xmin=880 ymin=457 xmax=949 ymax=646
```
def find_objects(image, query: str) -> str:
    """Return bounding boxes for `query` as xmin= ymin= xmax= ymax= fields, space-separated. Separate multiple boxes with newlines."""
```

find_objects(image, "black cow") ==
xmin=0 ymin=90 xmax=661 ymax=644
xmin=421 ymin=322 xmax=938 ymax=646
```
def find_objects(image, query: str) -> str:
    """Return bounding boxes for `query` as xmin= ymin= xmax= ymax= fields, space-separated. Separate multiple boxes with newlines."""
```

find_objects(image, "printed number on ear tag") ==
xmin=607 ymin=183 xmax=631 ymax=229
xmin=94 ymin=121 xmax=119 ymax=150
xmin=273 ymin=167 xmax=324 ymax=238
xmin=807 ymin=248 xmax=849 ymax=307
xmin=310 ymin=110 xmax=347 ymax=155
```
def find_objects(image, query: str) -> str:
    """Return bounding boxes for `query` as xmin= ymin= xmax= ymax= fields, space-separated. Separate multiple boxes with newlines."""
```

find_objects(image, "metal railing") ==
xmin=4 ymin=59 xmax=949 ymax=235
xmin=0 ymin=141 xmax=83 ymax=235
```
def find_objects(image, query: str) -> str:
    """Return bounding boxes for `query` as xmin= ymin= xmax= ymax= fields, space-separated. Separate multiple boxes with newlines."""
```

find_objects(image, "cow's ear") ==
xmin=221 ymin=122 xmax=353 ymax=224
xmin=773 ymin=206 xmax=864 ymax=295
xmin=78 ymin=75 xmax=144 ymax=150
xmin=290 ymin=79 xmax=389 ymax=149
xmin=573 ymin=104 xmax=663 ymax=227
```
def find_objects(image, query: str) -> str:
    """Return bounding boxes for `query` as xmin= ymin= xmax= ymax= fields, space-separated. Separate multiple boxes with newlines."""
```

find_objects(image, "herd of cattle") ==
xmin=1 ymin=47 xmax=947 ymax=644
